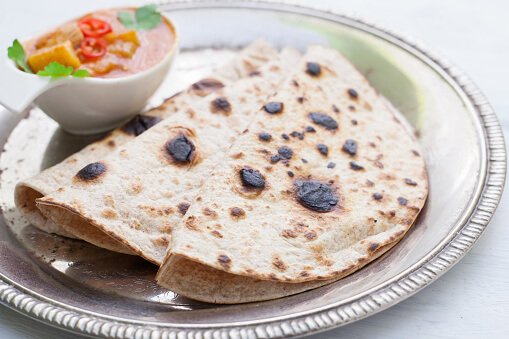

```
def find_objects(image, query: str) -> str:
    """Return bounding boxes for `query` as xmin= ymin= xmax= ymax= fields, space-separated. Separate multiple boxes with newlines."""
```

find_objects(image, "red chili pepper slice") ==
xmin=80 ymin=37 xmax=107 ymax=59
xmin=78 ymin=17 xmax=112 ymax=37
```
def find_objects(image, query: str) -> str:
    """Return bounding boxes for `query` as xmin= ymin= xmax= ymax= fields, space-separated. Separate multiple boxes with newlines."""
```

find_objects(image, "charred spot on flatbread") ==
xmin=217 ymin=254 xmax=232 ymax=270
xmin=258 ymin=132 xmax=272 ymax=142
xmin=281 ymin=133 xmax=290 ymax=140
xmin=295 ymin=180 xmax=338 ymax=212
xmin=190 ymin=78 xmax=225 ymax=97
xmin=316 ymin=144 xmax=328 ymax=156
xmin=75 ymin=162 xmax=107 ymax=181
xmin=165 ymin=135 xmax=196 ymax=164
xmin=240 ymin=168 xmax=266 ymax=189
xmin=202 ymin=207 xmax=218 ymax=218
xmin=290 ymin=131 xmax=304 ymax=140
xmin=210 ymin=97 xmax=232 ymax=115
xmin=305 ymin=62 xmax=321 ymax=76
xmin=308 ymin=112 xmax=338 ymax=130
xmin=229 ymin=207 xmax=246 ymax=219
xmin=369 ymin=242 xmax=380 ymax=252
xmin=278 ymin=146 xmax=293 ymax=160
xmin=398 ymin=197 xmax=408 ymax=206
xmin=272 ymin=256 xmax=287 ymax=271
xmin=263 ymin=101 xmax=284 ymax=114
xmin=342 ymin=139 xmax=357 ymax=155
xmin=121 ymin=115 xmax=162 ymax=136
xmin=349 ymin=161 xmax=364 ymax=171
xmin=177 ymin=202 xmax=190 ymax=215
xmin=404 ymin=178 xmax=418 ymax=186
xmin=373 ymin=193 xmax=383 ymax=200
xmin=270 ymin=155 xmax=281 ymax=163
xmin=347 ymin=88 xmax=359 ymax=100
xmin=327 ymin=162 xmax=336 ymax=169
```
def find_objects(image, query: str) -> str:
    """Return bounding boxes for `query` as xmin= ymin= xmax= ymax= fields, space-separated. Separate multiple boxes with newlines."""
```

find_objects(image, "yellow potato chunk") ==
xmin=105 ymin=30 xmax=140 ymax=45
xmin=108 ymin=40 xmax=138 ymax=58
xmin=87 ymin=57 xmax=123 ymax=75
xmin=105 ymin=30 xmax=140 ymax=58
xmin=28 ymin=40 xmax=81 ymax=73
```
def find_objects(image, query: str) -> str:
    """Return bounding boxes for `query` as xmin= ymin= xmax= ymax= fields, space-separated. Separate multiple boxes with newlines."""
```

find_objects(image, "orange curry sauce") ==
xmin=25 ymin=8 xmax=175 ymax=78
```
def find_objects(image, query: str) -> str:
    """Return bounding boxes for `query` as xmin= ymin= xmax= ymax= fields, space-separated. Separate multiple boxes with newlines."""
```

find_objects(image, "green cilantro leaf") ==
xmin=135 ymin=4 xmax=162 ymax=30
xmin=72 ymin=69 xmax=90 ymax=78
xmin=37 ymin=62 xmax=74 ymax=78
xmin=118 ymin=11 xmax=136 ymax=29
xmin=118 ymin=4 xmax=162 ymax=31
xmin=7 ymin=39 xmax=33 ymax=73
xmin=37 ymin=62 xmax=89 ymax=79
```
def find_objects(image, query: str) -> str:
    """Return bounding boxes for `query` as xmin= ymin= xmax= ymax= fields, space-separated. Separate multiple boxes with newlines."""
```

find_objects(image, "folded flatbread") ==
xmin=15 ymin=40 xmax=277 ymax=245
xmin=156 ymin=45 xmax=428 ymax=303
xmin=36 ymin=47 xmax=302 ymax=263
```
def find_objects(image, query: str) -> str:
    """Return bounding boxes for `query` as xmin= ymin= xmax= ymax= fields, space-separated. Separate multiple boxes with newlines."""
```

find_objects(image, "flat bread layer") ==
xmin=156 ymin=45 xmax=427 ymax=302
xmin=157 ymin=237 xmax=398 ymax=304
xmin=36 ymin=48 xmax=302 ymax=263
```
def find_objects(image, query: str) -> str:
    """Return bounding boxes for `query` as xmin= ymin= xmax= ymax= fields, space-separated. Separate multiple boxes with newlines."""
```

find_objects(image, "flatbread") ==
xmin=36 ymin=47 xmax=302 ymax=263
xmin=15 ymin=40 xmax=277 ymax=247
xmin=157 ymin=237 xmax=398 ymax=304
xmin=156 ymin=45 xmax=428 ymax=303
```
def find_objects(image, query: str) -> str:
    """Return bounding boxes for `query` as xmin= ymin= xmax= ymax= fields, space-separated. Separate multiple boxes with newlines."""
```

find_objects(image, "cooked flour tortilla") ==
xmin=36 ymin=47 xmax=302 ymax=263
xmin=15 ymin=40 xmax=277 ymax=245
xmin=157 ymin=235 xmax=398 ymax=304
xmin=156 ymin=45 xmax=428 ymax=302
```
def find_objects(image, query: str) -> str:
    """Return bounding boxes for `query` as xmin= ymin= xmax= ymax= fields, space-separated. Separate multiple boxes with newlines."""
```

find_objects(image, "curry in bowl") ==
xmin=10 ymin=5 xmax=176 ymax=78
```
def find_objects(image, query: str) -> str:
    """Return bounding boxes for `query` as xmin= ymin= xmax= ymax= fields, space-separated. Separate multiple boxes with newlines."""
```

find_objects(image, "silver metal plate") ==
xmin=0 ymin=1 xmax=505 ymax=338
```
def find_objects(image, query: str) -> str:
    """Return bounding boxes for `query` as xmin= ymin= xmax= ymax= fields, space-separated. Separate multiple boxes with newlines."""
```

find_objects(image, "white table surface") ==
xmin=0 ymin=0 xmax=508 ymax=338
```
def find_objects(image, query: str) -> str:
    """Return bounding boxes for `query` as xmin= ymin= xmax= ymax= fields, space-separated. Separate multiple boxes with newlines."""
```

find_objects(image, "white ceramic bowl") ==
xmin=1 ymin=14 xmax=179 ymax=135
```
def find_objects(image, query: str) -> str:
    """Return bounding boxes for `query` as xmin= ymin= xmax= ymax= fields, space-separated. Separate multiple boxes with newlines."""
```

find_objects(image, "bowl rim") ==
xmin=0 ymin=0 xmax=505 ymax=338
